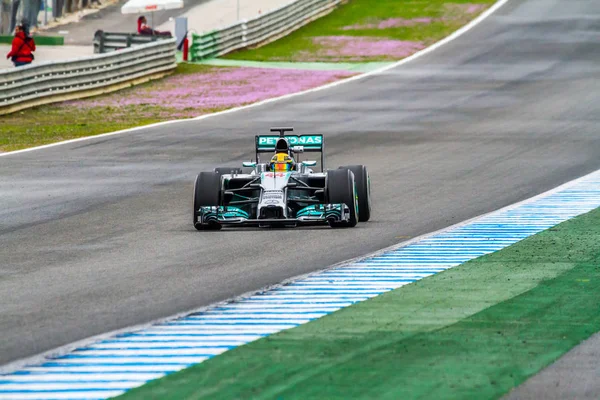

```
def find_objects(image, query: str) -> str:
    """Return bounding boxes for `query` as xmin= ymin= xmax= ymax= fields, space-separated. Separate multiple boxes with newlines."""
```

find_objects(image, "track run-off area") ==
xmin=1 ymin=0 xmax=599 ymax=393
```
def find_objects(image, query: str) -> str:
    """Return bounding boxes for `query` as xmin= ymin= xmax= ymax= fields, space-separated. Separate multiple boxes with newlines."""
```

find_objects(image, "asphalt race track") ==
xmin=1 ymin=0 xmax=599 ymax=367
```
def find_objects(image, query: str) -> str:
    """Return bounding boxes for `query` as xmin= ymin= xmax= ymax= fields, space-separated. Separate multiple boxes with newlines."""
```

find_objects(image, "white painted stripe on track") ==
xmin=0 ymin=382 xmax=143 ymax=390
xmin=341 ymin=265 xmax=449 ymax=269
xmin=319 ymin=273 xmax=439 ymax=277
xmin=190 ymin=313 xmax=328 ymax=319
xmin=245 ymin=295 xmax=376 ymax=300
xmin=125 ymin=334 xmax=264 ymax=339
xmin=265 ymin=290 xmax=398 ymax=294
xmin=1 ymin=373 xmax=161 ymax=382
xmin=281 ymin=286 xmax=401 ymax=291
xmin=163 ymin=321 xmax=300 ymax=326
xmin=301 ymin=274 xmax=434 ymax=279
xmin=288 ymin=283 xmax=411 ymax=289
xmin=53 ymin=356 xmax=210 ymax=364
xmin=171 ymin=318 xmax=317 ymax=324
xmin=0 ymin=392 xmax=126 ymax=400
xmin=24 ymin=366 xmax=186 ymax=373
xmin=141 ymin=326 xmax=291 ymax=333
xmin=71 ymin=349 xmax=228 ymax=357
xmin=89 ymin=342 xmax=245 ymax=349
xmin=213 ymin=305 xmax=350 ymax=310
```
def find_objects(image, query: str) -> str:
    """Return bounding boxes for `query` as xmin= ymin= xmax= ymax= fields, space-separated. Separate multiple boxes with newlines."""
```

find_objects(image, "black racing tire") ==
xmin=214 ymin=167 xmax=242 ymax=175
xmin=339 ymin=165 xmax=371 ymax=222
xmin=326 ymin=169 xmax=358 ymax=228
xmin=193 ymin=172 xmax=222 ymax=231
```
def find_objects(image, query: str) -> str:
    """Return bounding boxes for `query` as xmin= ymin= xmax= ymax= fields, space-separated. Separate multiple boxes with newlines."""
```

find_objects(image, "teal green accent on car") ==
xmin=297 ymin=205 xmax=323 ymax=217
xmin=231 ymin=193 xmax=255 ymax=201
xmin=220 ymin=207 xmax=250 ymax=219
xmin=200 ymin=206 xmax=249 ymax=220
xmin=297 ymin=204 xmax=343 ymax=218
xmin=257 ymin=135 xmax=323 ymax=151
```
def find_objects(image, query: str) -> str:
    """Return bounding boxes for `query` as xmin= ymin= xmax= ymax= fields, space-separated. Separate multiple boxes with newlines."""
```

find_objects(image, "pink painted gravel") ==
xmin=305 ymin=36 xmax=425 ymax=61
xmin=466 ymin=4 xmax=487 ymax=13
xmin=68 ymin=67 xmax=355 ymax=111
xmin=342 ymin=17 xmax=433 ymax=31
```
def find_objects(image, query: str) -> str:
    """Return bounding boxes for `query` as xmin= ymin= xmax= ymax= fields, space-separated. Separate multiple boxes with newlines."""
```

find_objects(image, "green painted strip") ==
xmin=0 ymin=35 xmax=64 ymax=45
xmin=117 ymin=208 xmax=600 ymax=399
xmin=191 ymin=58 xmax=393 ymax=73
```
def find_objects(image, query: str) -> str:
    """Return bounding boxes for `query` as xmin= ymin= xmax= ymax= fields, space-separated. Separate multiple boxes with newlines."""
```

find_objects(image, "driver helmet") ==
xmin=270 ymin=153 xmax=295 ymax=172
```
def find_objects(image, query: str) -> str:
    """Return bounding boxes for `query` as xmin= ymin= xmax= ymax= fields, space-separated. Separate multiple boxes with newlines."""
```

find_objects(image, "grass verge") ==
xmin=226 ymin=0 xmax=496 ymax=62
xmin=118 ymin=207 xmax=600 ymax=399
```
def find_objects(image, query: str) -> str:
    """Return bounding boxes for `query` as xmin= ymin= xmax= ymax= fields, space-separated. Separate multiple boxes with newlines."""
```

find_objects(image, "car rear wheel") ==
xmin=326 ymin=169 xmax=358 ymax=228
xmin=193 ymin=172 xmax=222 ymax=231
xmin=339 ymin=165 xmax=371 ymax=222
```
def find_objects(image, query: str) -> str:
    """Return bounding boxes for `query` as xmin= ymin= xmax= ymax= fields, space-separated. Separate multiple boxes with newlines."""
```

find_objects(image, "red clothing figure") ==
xmin=137 ymin=16 xmax=171 ymax=36
xmin=6 ymin=27 xmax=36 ymax=67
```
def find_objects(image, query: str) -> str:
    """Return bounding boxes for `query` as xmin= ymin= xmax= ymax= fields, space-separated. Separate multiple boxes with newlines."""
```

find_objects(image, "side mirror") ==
xmin=242 ymin=161 xmax=256 ymax=168
xmin=292 ymin=146 xmax=304 ymax=153
xmin=302 ymin=161 xmax=317 ymax=167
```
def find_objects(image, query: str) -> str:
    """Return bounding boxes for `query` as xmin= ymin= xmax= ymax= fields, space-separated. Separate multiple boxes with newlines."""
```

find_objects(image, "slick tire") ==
xmin=214 ymin=167 xmax=243 ymax=175
xmin=326 ymin=168 xmax=358 ymax=228
xmin=193 ymin=172 xmax=222 ymax=231
xmin=339 ymin=165 xmax=371 ymax=222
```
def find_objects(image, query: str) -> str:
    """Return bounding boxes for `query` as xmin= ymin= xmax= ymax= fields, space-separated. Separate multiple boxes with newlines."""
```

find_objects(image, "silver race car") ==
xmin=193 ymin=127 xmax=371 ymax=230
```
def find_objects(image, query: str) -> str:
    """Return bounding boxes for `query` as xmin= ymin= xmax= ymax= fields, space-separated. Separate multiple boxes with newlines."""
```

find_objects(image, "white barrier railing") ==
xmin=0 ymin=38 xmax=177 ymax=115
xmin=191 ymin=0 xmax=341 ymax=61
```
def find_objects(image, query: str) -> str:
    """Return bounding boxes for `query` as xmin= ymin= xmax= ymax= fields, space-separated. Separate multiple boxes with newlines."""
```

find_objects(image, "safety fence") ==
xmin=0 ymin=38 xmax=176 ymax=114
xmin=190 ymin=0 xmax=340 ymax=61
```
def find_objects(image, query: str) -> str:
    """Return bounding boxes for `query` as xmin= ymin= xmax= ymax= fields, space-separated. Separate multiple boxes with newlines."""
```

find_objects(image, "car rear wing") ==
xmin=255 ymin=128 xmax=325 ymax=170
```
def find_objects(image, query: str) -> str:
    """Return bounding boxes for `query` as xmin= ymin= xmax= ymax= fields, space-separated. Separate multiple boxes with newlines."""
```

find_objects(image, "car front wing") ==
xmin=196 ymin=204 xmax=351 ymax=227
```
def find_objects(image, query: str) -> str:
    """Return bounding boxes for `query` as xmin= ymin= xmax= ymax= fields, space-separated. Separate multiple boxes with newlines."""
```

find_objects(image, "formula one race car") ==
xmin=193 ymin=127 xmax=371 ymax=230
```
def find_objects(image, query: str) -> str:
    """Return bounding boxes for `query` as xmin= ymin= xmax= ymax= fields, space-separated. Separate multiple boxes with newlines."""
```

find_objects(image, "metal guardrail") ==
xmin=191 ymin=0 xmax=341 ymax=61
xmin=0 ymin=38 xmax=177 ymax=115
xmin=93 ymin=30 xmax=173 ymax=54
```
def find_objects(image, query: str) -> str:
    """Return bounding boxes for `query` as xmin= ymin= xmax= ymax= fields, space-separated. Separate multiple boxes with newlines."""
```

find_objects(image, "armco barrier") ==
xmin=0 ymin=38 xmax=177 ymax=115
xmin=93 ymin=31 xmax=173 ymax=54
xmin=191 ymin=0 xmax=341 ymax=61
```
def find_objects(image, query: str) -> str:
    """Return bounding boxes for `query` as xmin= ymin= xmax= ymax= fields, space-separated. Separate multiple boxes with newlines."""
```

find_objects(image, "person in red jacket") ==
xmin=6 ymin=24 xmax=36 ymax=67
xmin=137 ymin=16 xmax=171 ymax=36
